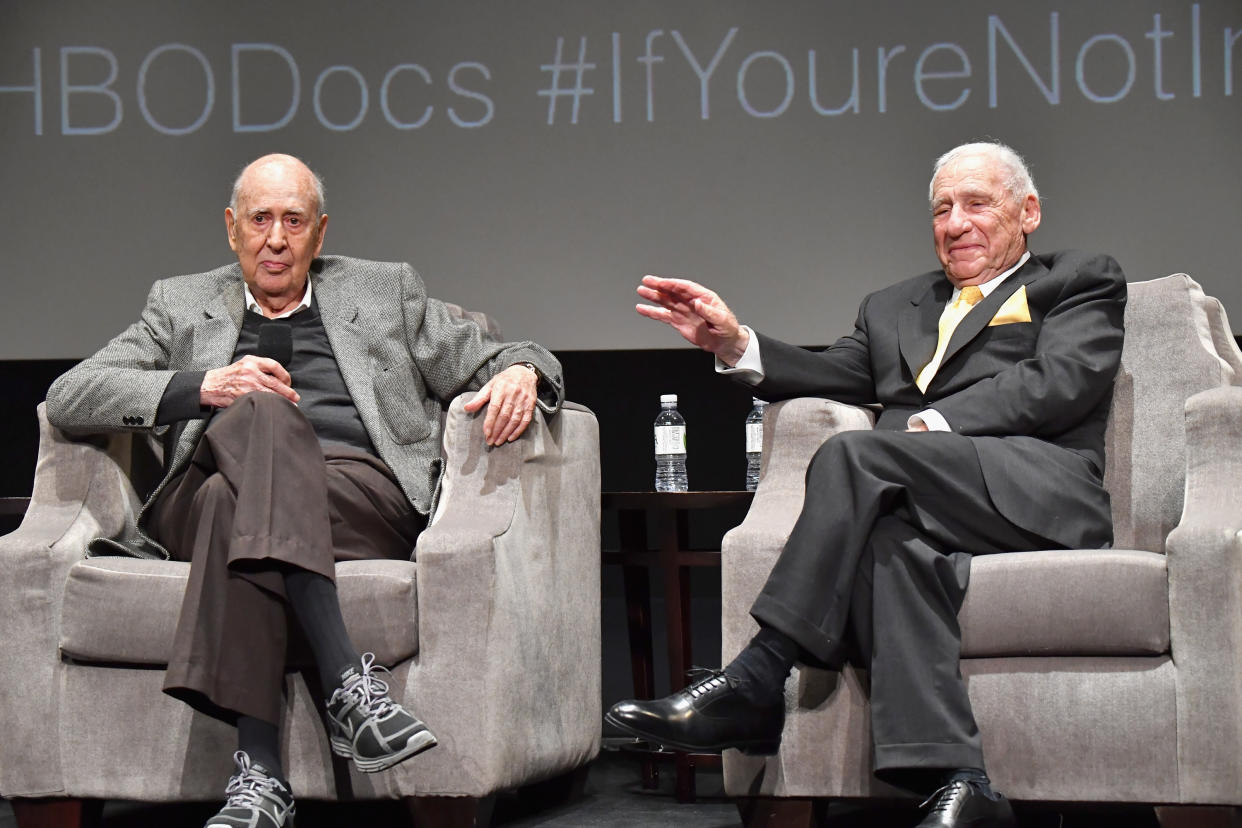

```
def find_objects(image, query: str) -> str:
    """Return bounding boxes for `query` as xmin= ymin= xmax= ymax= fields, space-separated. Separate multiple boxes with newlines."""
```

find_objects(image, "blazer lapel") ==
xmin=311 ymin=262 xmax=368 ymax=401
xmin=940 ymin=256 xmax=1047 ymax=368
xmin=193 ymin=282 xmax=246 ymax=369
xmin=899 ymin=278 xmax=952 ymax=381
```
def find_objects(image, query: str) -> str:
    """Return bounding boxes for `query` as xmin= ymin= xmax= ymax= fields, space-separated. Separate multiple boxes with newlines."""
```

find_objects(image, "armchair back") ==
xmin=1103 ymin=274 xmax=1242 ymax=553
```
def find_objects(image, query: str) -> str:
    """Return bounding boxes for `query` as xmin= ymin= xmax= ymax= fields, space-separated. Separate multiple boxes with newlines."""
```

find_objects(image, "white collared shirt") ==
xmin=716 ymin=251 xmax=1033 ymax=433
xmin=243 ymin=279 xmax=313 ymax=319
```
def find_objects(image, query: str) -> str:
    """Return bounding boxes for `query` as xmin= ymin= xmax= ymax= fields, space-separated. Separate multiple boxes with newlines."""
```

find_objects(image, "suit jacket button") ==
xmin=134 ymin=416 xmax=144 ymax=425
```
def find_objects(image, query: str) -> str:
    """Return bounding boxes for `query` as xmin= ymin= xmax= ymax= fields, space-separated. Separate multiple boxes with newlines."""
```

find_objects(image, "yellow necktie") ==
xmin=916 ymin=285 xmax=984 ymax=392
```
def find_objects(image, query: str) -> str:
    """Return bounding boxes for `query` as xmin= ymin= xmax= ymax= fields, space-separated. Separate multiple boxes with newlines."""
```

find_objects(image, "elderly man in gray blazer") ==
xmin=45 ymin=153 xmax=564 ymax=828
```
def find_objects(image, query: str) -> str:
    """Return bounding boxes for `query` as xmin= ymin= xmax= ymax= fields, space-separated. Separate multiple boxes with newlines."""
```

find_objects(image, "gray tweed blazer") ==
xmin=45 ymin=255 xmax=564 ymax=558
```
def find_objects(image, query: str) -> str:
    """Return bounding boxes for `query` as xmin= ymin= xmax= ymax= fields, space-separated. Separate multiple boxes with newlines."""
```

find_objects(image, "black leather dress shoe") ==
xmin=604 ymin=669 xmax=783 ymax=755
xmin=916 ymin=780 xmax=1017 ymax=827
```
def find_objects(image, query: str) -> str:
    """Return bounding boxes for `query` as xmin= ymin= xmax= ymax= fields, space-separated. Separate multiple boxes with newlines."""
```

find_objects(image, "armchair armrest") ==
xmin=721 ymin=398 xmax=874 ymax=661
xmin=1165 ymin=385 xmax=1242 ymax=803
xmin=12 ymin=404 xmax=144 ymax=551
xmin=724 ymin=397 xmax=875 ymax=554
xmin=0 ymin=403 xmax=145 ymax=797
xmin=409 ymin=394 xmax=601 ymax=795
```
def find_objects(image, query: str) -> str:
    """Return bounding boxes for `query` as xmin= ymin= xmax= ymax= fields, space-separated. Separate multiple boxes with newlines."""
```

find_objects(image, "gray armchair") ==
xmin=0 ymin=371 xmax=601 ymax=825
xmin=721 ymin=274 xmax=1242 ymax=825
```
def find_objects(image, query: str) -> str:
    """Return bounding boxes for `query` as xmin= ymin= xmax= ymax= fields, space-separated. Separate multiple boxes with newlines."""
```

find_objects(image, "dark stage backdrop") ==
xmin=2 ymin=0 xmax=1241 ymax=360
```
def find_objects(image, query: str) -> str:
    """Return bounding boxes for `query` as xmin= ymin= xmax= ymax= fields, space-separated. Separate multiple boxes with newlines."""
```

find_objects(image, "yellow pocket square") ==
xmin=989 ymin=285 xmax=1031 ymax=326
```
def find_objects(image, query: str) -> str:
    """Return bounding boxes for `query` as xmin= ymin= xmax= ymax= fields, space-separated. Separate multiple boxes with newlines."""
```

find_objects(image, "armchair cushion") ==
xmin=60 ymin=558 xmax=420 ymax=667
xmin=958 ymin=548 xmax=1169 ymax=657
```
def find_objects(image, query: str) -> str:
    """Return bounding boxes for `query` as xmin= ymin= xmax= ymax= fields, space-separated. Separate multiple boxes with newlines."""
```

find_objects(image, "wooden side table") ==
xmin=601 ymin=490 xmax=754 ymax=803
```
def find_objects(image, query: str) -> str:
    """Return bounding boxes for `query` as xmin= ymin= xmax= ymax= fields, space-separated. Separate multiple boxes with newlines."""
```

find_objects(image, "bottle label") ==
xmin=654 ymin=425 xmax=686 ymax=455
xmin=746 ymin=423 xmax=763 ymax=453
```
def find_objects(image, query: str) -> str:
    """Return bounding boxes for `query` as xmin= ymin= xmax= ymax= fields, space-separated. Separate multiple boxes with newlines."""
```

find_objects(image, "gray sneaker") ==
xmin=326 ymin=652 xmax=437 ymax=773
xmin=204 ymin=751 xmax=294 ymax=828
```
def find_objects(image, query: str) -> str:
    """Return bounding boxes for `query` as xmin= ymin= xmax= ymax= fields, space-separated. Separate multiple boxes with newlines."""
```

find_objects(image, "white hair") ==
xmin=929 ymin=141 xmax=1038 ymax=208
xmin=229 ymin=155 xmax=326 ymax=217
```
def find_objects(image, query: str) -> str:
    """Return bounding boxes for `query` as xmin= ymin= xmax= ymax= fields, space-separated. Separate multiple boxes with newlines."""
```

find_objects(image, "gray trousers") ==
xmin=149 ymin=392 xmax=423 ymax=724
xmin=750 ymin=429 xmax=1054 ymax=787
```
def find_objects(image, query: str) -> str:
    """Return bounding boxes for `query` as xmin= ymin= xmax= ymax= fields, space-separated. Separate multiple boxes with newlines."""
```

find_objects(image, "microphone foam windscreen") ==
xmin=257 ymin=322 xmax=293 ymax=367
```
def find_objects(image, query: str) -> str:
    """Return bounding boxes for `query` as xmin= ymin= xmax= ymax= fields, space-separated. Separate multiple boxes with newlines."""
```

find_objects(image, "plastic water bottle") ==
xmin=745 ymin=398 xmax=767 ymax=491
xmin=654 ymin=394 xmax=689 ymax=492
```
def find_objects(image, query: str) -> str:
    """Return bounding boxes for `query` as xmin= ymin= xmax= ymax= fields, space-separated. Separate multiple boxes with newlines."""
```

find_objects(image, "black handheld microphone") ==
xmin=257 ymin=322 xmax=294 ymax=367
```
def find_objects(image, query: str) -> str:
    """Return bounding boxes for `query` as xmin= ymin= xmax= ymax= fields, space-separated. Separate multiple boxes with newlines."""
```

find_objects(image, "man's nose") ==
xmin=947 ymin=204 xmax=972 ymax=234
xmin=266 ymin=222 xmax=286 ymax=249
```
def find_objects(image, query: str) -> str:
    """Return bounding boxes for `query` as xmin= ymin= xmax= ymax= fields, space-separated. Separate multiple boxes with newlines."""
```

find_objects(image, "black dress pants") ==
xmin=149 ymin=392 xmax=424 ymax=724
xmin=749 ymin=429 xmax=1053 ymax=784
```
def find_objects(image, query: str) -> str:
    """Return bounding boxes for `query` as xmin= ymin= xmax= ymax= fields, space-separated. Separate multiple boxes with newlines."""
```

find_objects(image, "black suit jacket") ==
xmin=750 ymin=250 xmax=1127 ymax=550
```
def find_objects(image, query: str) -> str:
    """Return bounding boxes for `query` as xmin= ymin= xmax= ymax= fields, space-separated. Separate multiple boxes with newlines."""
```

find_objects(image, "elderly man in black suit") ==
xmin=607 ymin=141 xmax=1126 ymax=828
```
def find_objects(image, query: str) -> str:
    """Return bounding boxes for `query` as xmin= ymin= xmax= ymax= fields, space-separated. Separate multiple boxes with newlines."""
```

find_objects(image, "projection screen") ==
xmin=2 ymin=0 xmax=1240 ymax=357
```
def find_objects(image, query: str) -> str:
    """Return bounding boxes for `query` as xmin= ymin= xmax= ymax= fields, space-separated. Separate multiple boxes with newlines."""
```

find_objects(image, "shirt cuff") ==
xmin=714 ymin=326 xmax=765 ymax=384
xmin=909 ymin=408 xmax=951 ymax=432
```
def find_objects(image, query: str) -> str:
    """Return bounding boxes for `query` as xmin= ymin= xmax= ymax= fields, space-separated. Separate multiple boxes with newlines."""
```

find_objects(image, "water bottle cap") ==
xmin=660 ymin=394 xmax=678 ymax=404
xmin=752 ymin=397 xmax=767 ymax=406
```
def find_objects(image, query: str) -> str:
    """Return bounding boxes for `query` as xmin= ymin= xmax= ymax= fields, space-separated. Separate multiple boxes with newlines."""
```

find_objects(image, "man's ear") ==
xmin=224 ymin=208 xmax=240 ymax=253
xmin=1021 ymin=194 xmax=1041 ymax=235
xmin=312 ymin=213 xmax=329 ymax=257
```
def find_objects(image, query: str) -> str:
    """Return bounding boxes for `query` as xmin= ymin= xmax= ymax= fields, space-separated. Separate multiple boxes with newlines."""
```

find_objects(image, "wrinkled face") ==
xmin=224 ymin=157 xmax=328 ymax=305
xmin=931 ymin=153 xmax=1040 ymax=287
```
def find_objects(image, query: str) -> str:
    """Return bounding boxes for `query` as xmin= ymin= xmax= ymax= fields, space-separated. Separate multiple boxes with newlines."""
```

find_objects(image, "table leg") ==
xmin=675 ymin=752 xmax=696 ymax=802
xmin=659 ymin=507 xmax=706 ymax=803
xmin=619 ymin=510 xmax=655 ymax=700
xmin=618 ymin=508 xmax=658 ymax=789
xmin=621 ymin=564 xmax=655 ymax=699
xmin=676 ymin=510 xmax=694 ymax=681
xmin=657 ymin=507 xmax=688 ymax=691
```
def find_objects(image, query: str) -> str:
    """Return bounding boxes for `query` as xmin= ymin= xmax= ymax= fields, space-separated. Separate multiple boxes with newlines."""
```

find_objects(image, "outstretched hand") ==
xmin=636 ymin=275 xmax=749 ymax=365
xmin=463 ymin=364 xmax=540 ymax=446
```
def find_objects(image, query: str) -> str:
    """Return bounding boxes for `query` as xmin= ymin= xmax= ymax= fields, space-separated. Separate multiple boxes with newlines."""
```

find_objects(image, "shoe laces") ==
xmin=343 ymin=652 xmax=396 ymax=717
xmin=684 ymin=666 xmax=739 ymax=698
xmin=920 ymin=779 xmax=970 ymax=813
xmin=223 ymin=751 xmax=285 ymax=809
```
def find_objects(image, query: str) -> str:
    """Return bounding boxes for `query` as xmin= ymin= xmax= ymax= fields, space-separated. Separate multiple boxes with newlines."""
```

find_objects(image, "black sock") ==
xmin=283 ymin=569 xmax=361 ymax=693
xmin=723 ymin=626 xmax=799 ymax=707
xmin=237 ymin=715 xmax=285 ymax=783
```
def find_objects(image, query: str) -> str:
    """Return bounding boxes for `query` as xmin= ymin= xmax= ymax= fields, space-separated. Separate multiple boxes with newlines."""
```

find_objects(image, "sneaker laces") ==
xmin=920 ymin=779 xmax=970 ymax=813
xmin=223 ymin=751 xmax=284 ymax=809
xmin=345 ymin=652 xmax=396 ymax=717
xmin=684 ymin=666 xmax=740 ymax=698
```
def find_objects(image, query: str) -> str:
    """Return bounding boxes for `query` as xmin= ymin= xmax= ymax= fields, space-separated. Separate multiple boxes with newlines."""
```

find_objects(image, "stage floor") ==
xmin=0 ymin=748 xmax=1164 ymax=827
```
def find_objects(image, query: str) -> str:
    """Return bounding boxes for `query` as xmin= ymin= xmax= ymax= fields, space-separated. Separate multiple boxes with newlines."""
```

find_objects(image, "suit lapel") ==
xmin=194 ymin=281 xmax=246 ymax=369
xmin=939 ymin=255 xmax=1047 ymax=367
xmin=899 ymin=277 xmax=951 ymax=381
xmin=311 ymin=260 xmax=369 ymax=402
